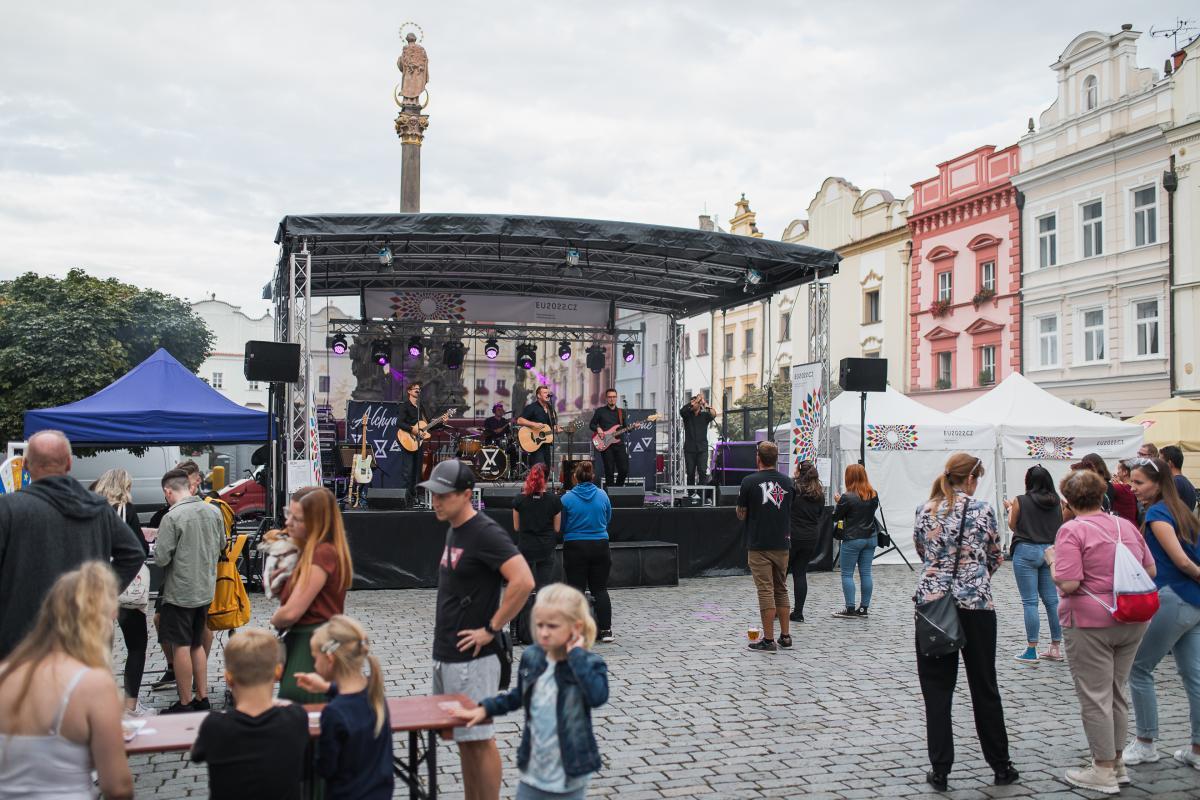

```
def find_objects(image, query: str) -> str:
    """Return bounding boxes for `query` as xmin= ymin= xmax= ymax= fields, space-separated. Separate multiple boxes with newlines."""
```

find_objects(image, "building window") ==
xmin=475 ymin=378 xmax=486 ymax=391
xmin=723 ymin=332 xmax=734 ymax=359
xmin=1037 ymin=316 xmax=1059 ymax=368
xmin=936 ymin=352 xmax=953 ymax=388
xmin=1079 ymin=307 xmax=1106 ymax=363
xmin=979 ymin=261 xmax=995 ymax=292
xmin=1132 ymin=186 xmax=1157 ymax=247
xmin=698 ymin=329 xmax=709 ymax=356
xmin=247 ymin=380 xmax=260 ymax=392
xmin=683 ymin=334 xmax=691 ymax=359
xmin=650 ymin=392 xmax=656 ymax=408
xmin=1037 ymin=214 xmax=1057 ymax=268
xmin=743 ymin=329 xmax=755 ymax=355
xmin=1134 ymin=299 xmax=1161 ymax=357
xmin=722 ymin=387 xmax=732 ymax=409
xmin=317 ymin=376 xmax=329 ymax=394
xmin=211 ymin=372 xmax=223 ymax=389
xmin=1082 ymin=200 xmax=1103 ymax=258
xmin=651 ymin=343 xmax=659 ymax=365
xmin=744 ymin=383 xmax=756 ymax=397
xmin=496 ymin=379 xmax=507 ymax=392
xmin=937 ymin=271 xmax=952 ymax=302
xmin=635 ymin=392 xmax=643 ymax=407
xmin=778 ymin=366 xmax=789 ymax=382
xmin=864 ymin=289 xmax=880 ymax=323
xmin=979 ymin=346 xmax=996 ymax=385
xmin=1083 ymin=75 xmax=1098 ymax=110
xmin=780 ymin=312 xmax=791 ymax=340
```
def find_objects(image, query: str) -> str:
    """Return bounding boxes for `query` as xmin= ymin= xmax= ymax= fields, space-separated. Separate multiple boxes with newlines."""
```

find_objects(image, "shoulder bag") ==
xmin=914 ymin=499 xmax=969 ymax=657
xmin=115 ymin=503 xmax=151 ymax=611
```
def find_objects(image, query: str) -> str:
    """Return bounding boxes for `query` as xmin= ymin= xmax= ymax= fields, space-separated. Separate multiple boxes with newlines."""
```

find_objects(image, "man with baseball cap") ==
xmin=420 ymin=459 xmax=534 ymax=800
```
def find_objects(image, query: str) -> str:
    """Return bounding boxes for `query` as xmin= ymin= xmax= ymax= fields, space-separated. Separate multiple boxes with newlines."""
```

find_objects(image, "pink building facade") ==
xmin=908 ymin=145 xmax=1021 ymax=410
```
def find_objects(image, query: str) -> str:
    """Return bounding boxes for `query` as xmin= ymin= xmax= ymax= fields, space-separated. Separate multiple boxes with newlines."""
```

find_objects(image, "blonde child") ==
xmin=453 ymin=583 xmax=609 ymax=800
xmin=294 ymin=615 xmax=393 ymax=800
xmin=191 ymin=628 xmax=309 ymax=799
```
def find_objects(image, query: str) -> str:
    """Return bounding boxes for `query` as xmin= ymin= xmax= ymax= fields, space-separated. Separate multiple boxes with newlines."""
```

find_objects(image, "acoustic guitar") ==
xmin=351 ymin=413 xmax=372 ymax=484
xmin=591 ymin=413 xmax=662 ymax=452
xmin=517 ymin=418 xmax=582 ymax=453
xmin=397 ymin=408 xmax=458 ymax=452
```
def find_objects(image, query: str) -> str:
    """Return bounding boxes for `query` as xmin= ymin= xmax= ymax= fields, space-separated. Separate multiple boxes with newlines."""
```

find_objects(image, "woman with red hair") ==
xmin=831 ymin=464 xmax=879 ymax=619
xmin=512 ymin=464 xmax=562 ymax=592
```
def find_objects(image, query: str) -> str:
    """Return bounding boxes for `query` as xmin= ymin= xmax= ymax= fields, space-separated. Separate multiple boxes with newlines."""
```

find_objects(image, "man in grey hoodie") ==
xmin=0 ymin=430 xmax=144 ymax=658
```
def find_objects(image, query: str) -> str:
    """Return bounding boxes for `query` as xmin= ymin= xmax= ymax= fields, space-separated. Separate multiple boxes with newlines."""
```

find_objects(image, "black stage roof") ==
xmin=274 ymin=213 xmax=840 ymax=318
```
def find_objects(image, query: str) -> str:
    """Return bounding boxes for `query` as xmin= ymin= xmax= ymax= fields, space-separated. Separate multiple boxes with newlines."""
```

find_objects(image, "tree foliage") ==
xmin=0 ymin=269 xmax=214 ymax=443
xmin=728 ymin=376 xmax=792 ymax=439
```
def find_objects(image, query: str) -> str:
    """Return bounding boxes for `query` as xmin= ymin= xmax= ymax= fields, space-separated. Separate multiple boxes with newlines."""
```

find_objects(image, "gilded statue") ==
xmin=398 ymin=33 xmax=429 ymax=101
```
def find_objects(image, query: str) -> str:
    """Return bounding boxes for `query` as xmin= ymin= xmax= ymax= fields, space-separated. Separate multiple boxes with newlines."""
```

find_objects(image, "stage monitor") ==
xmin=480 ymin=485 xmax=523 ymax=509
xmin=605 ymin=486 xmax=645 ymax=508
xmin=367 ymin=489 xmax=408 ymax=510
xmin=245 ymin=341 xmax=301 ymax=383
xmin=838 ymin=357 xmax=888 ymax=393
xmin=716 ymin=485 xmax=741 ymax=506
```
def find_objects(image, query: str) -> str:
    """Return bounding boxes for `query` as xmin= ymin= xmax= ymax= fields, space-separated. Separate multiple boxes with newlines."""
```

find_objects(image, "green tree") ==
xmin=730 ymin=376 xmax=792 ymax=439
xmin=0 ymin=269 xmax=214 ymax=442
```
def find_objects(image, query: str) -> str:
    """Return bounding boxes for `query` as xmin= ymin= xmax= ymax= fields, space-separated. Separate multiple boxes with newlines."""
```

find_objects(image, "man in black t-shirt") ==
xmin=419 ymin=459 xmax=534 ymax=800
xmin=589 ymin=388 xmax=629 ymax=486
xmin=481 ymin=403 xmax=511 ymax=446
xmin=517 ymin=385 xmax=560 ymax=470
xmin=397 ymin=382 xmax=426 ymax=503
xmin=680 ymin=392 xmax=717 ymax=485
xmin=736 ymin=441 xmax=794 ymax=653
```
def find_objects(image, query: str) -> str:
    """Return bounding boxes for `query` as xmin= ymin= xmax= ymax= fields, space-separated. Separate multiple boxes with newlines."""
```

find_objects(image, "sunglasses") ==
xmin=1125 ymin=457 xmax=1158 ymax=473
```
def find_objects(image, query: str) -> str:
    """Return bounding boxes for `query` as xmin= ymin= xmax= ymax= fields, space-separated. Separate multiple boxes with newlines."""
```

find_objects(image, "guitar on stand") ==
xmin=517 ymin=418 xmax=583 ymax=453
xmin=348 ymin=413 xmax=371 ymax=509
xmin=591 ymin=413 xmax=662 ymax=451
xmin=396 ymin=408 xmax=458 ymax=452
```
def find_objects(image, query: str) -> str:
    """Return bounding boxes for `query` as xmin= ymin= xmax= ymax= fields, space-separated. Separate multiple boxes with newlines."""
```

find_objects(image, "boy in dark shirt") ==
xmin=736 ymin=441 xmax=795 ymax=653
xmin=191 ymin=628 xmax=310 ymax=800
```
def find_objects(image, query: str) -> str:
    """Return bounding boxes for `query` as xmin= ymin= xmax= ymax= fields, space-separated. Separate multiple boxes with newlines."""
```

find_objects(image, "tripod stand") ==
xmin=872 ymin=502 xmax=913 ymax=570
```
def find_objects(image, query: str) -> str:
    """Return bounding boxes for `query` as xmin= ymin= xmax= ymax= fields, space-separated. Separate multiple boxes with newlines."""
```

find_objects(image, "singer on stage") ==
xmin=681 ymin=391 xmax=716 ymax=485
xmin=589 ymin=389 xmax=629 ymax=487
xmin=517 ymin=385 xmax=560 ymax=470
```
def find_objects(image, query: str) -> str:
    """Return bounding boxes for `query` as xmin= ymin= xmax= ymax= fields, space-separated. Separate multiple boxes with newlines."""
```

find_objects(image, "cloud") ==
xmin=0 ymin=0 xmax=1187 ymax=314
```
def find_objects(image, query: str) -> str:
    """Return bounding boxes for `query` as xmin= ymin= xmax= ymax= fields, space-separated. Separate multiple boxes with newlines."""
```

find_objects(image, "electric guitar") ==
xmin=517 ymin=418 xmax=582 ymax=453
xmin=351 ymin=413 xmax=373 ymax=484
xmin=397 ymin=408 xmax=458 ymax=452
xmin=591 ymin=413 xmax=662 ymax=452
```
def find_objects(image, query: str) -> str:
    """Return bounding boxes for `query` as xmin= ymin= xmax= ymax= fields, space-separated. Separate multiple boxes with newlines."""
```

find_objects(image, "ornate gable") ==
xmin=924 ymin=326 xmax=959 ymax=341
xmin=964 ymin=317 xmax=1005 ymax=335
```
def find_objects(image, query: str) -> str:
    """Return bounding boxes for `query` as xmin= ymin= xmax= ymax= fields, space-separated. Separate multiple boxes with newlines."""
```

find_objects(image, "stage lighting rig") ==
xmin=371 ymin=339 xmax=390 ymax=366
xmin=328 ymin=334 xmax=348 ymax=355
xmin=406 ymin=335 xmax=423 ymax=358
xmin=484 ymin=338 xmax=500 ymax=359
xmin=442 ymin=340 xmax=465 ymax=370
xmin=378 ymin=246 xmax=393 ymax=267
xmin=622 ymin=343 xmax=636 ymax=363
xmin=586 ymin=344 xmax=606 ymax=374
xmin=558 ymin=340 xmax=572 ymax=361
xmin=516 ymin=342 xmax=536 ymax=370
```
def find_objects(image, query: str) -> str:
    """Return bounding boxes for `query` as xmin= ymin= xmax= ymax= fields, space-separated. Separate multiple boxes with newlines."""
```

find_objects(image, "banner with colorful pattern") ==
xmin=365 ymin=290 xmax=610 ymax=327
xmin=789 ymin=361 xmax=825 ymax=476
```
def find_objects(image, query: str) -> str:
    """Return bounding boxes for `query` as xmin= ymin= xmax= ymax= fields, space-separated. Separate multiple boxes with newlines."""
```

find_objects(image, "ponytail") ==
xmin=365 ymin=653 xmax=386 ymax=737
xmin=311 ymin=614 xmax=387 ymax=736
xmin=929 ymin=452 xmax=985 ymax=516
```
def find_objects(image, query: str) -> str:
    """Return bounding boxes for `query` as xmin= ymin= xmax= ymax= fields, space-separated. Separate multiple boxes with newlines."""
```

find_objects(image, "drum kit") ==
xmin=450 ymin=429 xmax=524 ymax=482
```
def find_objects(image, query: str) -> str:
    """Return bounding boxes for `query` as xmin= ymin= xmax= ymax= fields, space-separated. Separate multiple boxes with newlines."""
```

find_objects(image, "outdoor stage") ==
xmin=343 ymin=506 xmax=835 ymax=590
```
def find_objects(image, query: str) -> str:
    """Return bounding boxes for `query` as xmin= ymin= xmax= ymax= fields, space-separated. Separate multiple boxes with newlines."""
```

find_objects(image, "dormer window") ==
xmin=1083 ymin=75 xmax=1098 ymax=111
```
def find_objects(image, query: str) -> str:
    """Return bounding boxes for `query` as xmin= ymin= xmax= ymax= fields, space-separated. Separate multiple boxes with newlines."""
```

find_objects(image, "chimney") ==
xmin=698 ymin=214 xmax=715 ymax=232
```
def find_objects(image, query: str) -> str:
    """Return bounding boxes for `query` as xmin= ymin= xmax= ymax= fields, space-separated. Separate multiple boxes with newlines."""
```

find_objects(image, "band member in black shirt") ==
xmin=680 ymin=391 xmax=717 ymax=485
xmin=517 ymin=386 xmax=560 ymax=470
xmin=481 ymin=403 xmax=510 ymax=446
xmin=589 ymin=389 xmax=629 ymax=487
xmin=397 ymin=382 xmax=426 ymax=503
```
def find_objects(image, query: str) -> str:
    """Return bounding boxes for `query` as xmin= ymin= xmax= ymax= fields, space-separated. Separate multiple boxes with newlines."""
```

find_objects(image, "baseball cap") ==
xmin=417 ymin=459 xmax=476 ymax=494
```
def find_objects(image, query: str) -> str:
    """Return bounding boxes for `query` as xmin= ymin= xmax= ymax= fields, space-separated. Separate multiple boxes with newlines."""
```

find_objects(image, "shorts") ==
xmin=432 ymin=656 xmax=501 ymax=743
xmin=748 ymin=549 xmax=790 ymax=612
xmin=158 ymin=602 xmax=208 ymax=648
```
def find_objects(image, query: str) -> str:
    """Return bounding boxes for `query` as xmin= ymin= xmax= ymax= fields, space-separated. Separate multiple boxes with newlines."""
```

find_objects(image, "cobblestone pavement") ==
xmin=126 ymin=565 xmax=1200 ymax=798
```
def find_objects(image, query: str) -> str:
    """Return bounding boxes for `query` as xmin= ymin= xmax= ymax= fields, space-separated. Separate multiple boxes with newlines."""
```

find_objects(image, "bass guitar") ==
xmin=397 ymin=408 xmax=458 ymax=452
xmin=517 ymin=418 xmax=582 ymax=454
xmin=591 ymin=413 xmax=662 ymax=452
xmin=351 ymin=413 xmax=373 ymax=484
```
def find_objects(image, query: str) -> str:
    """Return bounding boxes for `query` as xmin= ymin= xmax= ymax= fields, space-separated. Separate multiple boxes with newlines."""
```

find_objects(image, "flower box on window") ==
xmin=495 ymin=386 xmax=510 ymax=397
xmin=978 ymin=369 xmax=994 ymax=386
xmin=930 ymin=299 xmax=951 ymax=318
xmin=935 ymin=378 xmax=952 ymax=390
xmin=971 ymin=288 xmax=996 ymax=307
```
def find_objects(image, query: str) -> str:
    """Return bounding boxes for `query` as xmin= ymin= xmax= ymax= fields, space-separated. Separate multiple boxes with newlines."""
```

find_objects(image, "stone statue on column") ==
xmin=394 ymin=28 xmax=430 ymax=212
xmin=398 ymin=33 xmax=429 ymax=101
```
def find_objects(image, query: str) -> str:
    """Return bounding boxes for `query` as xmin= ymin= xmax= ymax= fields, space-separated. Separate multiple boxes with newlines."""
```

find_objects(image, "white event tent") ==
xmin=829 ymin=387 xmax=998 ymax=565
xmin=954 ymin=373 xmax=1143 ymax=504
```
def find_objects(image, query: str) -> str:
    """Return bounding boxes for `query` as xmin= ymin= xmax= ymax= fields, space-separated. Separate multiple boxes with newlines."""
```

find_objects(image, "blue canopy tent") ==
xmin=23 ymin=349 xmax=273 ymax=444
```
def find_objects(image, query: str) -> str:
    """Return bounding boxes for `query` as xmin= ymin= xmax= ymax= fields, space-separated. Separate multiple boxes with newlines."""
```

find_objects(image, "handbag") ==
xmin=914 ymin=499 xmax=969 ymax=657
xmin=115 ymin=504 xmax=151 ymax=611
xmin=1078 ymin=517 xmax=1160 ymax=623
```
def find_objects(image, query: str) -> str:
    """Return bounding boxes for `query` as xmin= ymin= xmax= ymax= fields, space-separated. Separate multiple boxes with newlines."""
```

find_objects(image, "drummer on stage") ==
xmin=482 ymin=403 xmax=511 ymax=446
xmin=517 ymin=385 xmax=560 ymax=471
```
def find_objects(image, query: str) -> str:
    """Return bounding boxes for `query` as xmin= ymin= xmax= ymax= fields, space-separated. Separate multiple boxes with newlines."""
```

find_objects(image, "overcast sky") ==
xmin=0 ymin=1 xmax=1191 ymax=315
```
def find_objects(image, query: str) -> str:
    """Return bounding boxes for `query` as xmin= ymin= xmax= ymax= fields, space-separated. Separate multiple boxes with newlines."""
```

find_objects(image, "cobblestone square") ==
xmin=127 ymin=565 xmax=1200 ymax=798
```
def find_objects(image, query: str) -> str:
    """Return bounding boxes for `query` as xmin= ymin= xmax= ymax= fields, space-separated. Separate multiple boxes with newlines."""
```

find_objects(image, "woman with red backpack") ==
xmin=1048 ymin=468 xmax=1156 ymax=794
xmin=1123 ymin=456 xmax=1200 ymax=774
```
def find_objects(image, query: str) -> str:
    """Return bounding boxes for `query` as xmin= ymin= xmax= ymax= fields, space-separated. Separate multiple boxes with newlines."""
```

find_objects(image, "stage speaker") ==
xmin=480 ymin=485 xmax=524 ymax=509
xmin=838 ymin=356 xmax=888 ymax=393
xmin=604 ymin=486 xmax=644 ymax=508
xmin=716 ymin=485 xmax=741 ymax=506
xmin=244 ymin=341 xmax=301 ymax=383
xmin=712 ymin=441 xmax=758 ymax=486
xmin=367 ymin=489 xmax=409 ymax=510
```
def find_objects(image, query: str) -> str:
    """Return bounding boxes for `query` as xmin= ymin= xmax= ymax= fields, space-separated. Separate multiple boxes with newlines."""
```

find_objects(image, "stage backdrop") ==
xmin=589 ymin=408 xmax=658 ymax=490
xmin=346 ymin=401 xmax=404 ymax=489
xmin=365 ymin=290 xmax=609 ymax=327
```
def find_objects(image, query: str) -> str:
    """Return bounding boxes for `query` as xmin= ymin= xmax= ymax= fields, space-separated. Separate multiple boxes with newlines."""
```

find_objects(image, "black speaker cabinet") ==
xmin=480 ymin=485 xmax=524 ymax=509
xmin=712 ymin=441 xmax=758 ymax=486
xmin=244 ymin=341 xmax=301 ymax=383
xmin=367 ymin=488 xmax=409 ymax=510
xmin=838 ymin=356 xmax=888 ymax=393
xmin=716 ymin=485 xmax=742 ymax=506
xmin=604 ymin=486 xmax=645 ymax=508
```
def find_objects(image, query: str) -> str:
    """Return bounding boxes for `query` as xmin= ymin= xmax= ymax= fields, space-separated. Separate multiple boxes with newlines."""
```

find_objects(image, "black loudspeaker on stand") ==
xmin=244 ymin=341 xmax=302 ymax=383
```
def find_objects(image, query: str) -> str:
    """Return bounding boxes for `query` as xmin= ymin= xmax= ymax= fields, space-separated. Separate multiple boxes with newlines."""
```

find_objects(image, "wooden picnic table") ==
xmin=126 ymin=693 xmax=473 ymax=800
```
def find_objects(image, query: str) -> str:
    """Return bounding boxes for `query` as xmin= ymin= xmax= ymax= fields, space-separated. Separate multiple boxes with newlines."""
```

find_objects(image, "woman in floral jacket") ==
xmin=913 ymin=452 xmax=1018 ymax=792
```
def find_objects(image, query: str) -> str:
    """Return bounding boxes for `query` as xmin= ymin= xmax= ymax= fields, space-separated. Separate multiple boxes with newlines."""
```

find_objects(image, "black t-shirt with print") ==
xmin=433 ymin=512 xmax=521 ymax=663
xmin=737 ymin=469 xmax=794 ymax=551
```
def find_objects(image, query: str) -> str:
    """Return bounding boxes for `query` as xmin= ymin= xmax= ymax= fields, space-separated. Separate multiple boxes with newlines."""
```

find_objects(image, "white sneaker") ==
xmin=1174 ymin=748 xmax=1200 ymax=770
xmin=123 ymin=701 xmax=152 ymax=718
xmin=1064 ymin=763 xmax=1119 ymax=795
xmin=1122 ymin=738 xmax=1160 ymax=765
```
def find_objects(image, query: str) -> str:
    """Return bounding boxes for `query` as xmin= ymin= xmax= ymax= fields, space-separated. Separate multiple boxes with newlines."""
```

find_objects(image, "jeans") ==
xmin=1011 ymin=542 xmax=1062 ymax=644
xmin=839 ymin=536 xmax=876 ymax=608
xmin=1129 ymin=585 xmax=1200 ymax=743
xmin=563 ymin=539 xmax=612 ymax=630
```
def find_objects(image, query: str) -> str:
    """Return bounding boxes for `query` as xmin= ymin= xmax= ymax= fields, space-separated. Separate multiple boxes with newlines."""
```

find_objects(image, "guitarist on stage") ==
xmin=588 ymin=389 xmax=628 ymax=487
xmin=397 ymin=382 xmax=435 ymax=504
xmin=516 ymin=385 xmax=560 ymax=471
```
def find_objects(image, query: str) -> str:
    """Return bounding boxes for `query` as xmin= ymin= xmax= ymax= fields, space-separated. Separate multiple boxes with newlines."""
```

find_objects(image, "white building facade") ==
xmin=1168 ymin=37 xmax=1200 ymax=399
xmin=1015 ymin=28 xmax=1174 ymax=417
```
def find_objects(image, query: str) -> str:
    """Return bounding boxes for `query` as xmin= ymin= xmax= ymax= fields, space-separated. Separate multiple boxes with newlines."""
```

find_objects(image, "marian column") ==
xmin=394 ymin=30 xmax=430 ymax=212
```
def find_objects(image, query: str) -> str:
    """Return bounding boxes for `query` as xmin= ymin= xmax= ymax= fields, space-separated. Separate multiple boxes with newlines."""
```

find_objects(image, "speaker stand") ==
xmin=872 ymin=503 xmax=914 ymax=571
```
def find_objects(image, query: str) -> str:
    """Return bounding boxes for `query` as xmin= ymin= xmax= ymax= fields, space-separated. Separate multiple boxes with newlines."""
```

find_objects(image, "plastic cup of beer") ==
xmin=747 ymin=626 xmax=762 ymax=642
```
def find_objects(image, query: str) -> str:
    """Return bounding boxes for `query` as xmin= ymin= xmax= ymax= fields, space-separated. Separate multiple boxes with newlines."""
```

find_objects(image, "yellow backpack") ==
xmin=208 ymin=534 xmax=251 ymax=631
xmin=204 ymin=496 xmax=235 ymax=539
